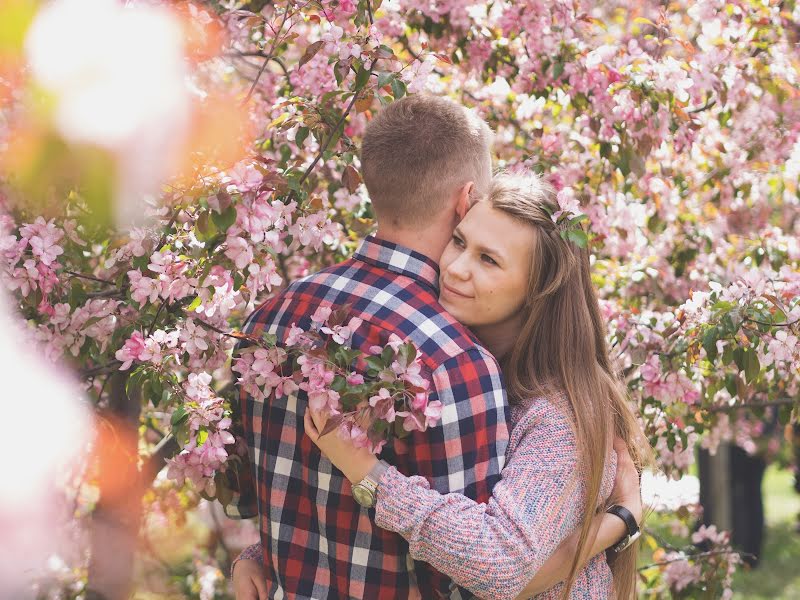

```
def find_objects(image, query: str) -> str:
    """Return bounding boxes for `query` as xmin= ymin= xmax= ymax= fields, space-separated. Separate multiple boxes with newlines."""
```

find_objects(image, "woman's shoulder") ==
xmin=508 ymin=390 xmax=579 ymax=459
xmin=511 ymin=389 xmax=574 ymax=429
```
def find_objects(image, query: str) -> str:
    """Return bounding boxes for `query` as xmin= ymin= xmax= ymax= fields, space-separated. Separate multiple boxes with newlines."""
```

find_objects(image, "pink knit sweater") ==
xmin=234 ymin=393 xmax=616 ymax=599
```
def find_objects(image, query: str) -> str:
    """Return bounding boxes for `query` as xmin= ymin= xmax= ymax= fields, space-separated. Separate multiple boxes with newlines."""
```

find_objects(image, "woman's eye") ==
xmin=452 ymin=235 xmax=465 ymax=248
xmin=481 ymin=254 xmax=498 ymax=266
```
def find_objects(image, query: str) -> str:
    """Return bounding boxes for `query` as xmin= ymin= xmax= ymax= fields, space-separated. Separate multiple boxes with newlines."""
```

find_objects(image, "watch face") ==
xmin=352 ymin=484 xmax=375 ymax=508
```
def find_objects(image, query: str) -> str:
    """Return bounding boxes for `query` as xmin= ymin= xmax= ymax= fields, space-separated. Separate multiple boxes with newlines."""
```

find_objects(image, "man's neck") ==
xmin=374 ymin=225 xmax=451 ymax=265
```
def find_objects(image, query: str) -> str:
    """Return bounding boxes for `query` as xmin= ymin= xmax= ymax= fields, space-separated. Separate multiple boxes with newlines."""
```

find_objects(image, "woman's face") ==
xmin=439 ymin=201 xmax=534 ymax=328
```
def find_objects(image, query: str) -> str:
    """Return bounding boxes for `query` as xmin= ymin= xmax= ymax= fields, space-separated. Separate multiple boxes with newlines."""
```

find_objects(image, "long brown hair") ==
xmin=488 ymin=173 xmax=651 ymax=599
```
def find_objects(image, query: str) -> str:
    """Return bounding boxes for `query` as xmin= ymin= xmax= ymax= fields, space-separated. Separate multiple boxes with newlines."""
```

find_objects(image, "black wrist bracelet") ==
xmin=606 ymin=504 xmax=640 ymax=554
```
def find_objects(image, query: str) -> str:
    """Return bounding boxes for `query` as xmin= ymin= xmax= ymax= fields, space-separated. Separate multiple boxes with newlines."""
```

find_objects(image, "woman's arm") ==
xmin=305 ymin=401 xmax=623 ymax=600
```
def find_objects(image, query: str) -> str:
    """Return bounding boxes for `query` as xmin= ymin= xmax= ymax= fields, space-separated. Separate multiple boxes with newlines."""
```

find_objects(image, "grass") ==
xmin=732 ymin=466 xmax=800 ymax=600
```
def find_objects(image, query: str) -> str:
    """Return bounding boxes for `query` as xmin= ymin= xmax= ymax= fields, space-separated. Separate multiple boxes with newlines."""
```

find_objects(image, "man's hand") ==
xmin=232 ymin=558 xmax=268 ymax=600
xmin=609 ymin=437 xmax=642 ymax=524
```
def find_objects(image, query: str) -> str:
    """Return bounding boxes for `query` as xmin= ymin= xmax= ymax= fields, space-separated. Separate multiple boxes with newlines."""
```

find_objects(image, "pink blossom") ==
xmin=227 ymin=161 xmax=264 ymax=193
xmin=663 ymin=554 xmax=701 ymax=592
xmin=19 ymin=217 xmax=64 ymax=266
xmin=346 ymin=372 xmax=364 ymax=385
xmin=128 ymin=269 xmax=161 ymax=306
xmin=116 ymin=331 xmax=146 ymax=370
xmin=311 ymin=305 xmax=332 ymax=325
xmin=224 ymin=236 xmax=254 ymax=270
xmin=321 ymin=316 xmax=362 ymax=345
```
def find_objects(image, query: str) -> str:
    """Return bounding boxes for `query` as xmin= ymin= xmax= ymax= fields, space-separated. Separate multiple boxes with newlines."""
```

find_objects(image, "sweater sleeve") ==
xmin=374 ymin=398 xmax=587 ymax=600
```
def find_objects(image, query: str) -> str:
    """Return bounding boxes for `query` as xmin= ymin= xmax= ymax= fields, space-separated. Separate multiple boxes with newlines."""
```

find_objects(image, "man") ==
xmin=225 ymin=95 xmax=637 ymax=599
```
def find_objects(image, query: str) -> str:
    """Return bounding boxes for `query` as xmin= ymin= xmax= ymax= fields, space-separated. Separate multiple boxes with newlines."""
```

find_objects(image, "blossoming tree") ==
xmin=1 ymin=0 xmax=798 ymax=597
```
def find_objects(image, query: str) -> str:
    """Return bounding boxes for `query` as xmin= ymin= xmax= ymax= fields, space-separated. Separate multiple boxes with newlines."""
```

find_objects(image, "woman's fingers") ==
xmin=309 ymin=407 xmax=328 ymax=432
xmin=304 ymin=411 xmax=319 ymax=443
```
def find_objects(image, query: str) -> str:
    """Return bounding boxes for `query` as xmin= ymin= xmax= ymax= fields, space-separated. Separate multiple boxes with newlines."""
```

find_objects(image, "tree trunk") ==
xmin=86 ymin=372 xmax=145 ymax=600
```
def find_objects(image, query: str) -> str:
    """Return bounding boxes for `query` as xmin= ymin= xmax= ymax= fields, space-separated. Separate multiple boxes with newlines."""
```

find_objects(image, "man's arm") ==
xmin=424 ymin=348 xmax=510 ymax=500
xmin=407 ymin=348 xmax=510 ymax=596
xmin=221 ymin=386 xmax=260 ymax=519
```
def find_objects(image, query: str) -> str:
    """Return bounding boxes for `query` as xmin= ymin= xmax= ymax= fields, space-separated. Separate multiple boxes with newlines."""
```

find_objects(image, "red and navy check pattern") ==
xmin=225 ymin=236 xmax=510 ymax=599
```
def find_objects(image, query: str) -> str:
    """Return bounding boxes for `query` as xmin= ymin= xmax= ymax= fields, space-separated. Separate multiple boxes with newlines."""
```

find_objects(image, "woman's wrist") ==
xmin=345 ymin=454 xmax=379 ymax=484
xmin=595 ymin=512 xmax=628 ymax=553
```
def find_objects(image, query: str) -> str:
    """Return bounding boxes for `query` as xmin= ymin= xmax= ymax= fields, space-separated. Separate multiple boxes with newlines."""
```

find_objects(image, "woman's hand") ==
xmin=304 ymin=409 xmax=379 ymax=484
xmin=232 ymin=559 xmax=267 ymax=600
xmin=609 ymin=437 xmax=643 ymax=524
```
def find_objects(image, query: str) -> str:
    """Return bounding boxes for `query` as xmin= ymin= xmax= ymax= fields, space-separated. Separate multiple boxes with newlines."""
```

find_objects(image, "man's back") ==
xmin=226 ymin=236 xmax=509 ymax=599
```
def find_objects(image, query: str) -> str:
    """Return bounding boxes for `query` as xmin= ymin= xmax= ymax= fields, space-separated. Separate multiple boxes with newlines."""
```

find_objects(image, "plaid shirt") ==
xmin=225 ymin=236 xmax=510 ymax=599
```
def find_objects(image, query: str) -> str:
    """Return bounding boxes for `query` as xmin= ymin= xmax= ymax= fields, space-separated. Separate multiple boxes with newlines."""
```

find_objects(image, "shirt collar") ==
xmin=353 ymin=235 xmax=440 ymax=293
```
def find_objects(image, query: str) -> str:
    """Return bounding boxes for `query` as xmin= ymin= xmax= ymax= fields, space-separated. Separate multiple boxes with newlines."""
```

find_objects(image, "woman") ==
xmin=303 ymin=173 xmax=650 ymax=599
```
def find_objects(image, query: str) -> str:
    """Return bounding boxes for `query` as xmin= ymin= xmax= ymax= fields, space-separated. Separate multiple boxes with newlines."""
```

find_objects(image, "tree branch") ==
xmin=243 ymin=6 xmax=292 ymax=104
xmin=707 ymin=397 xmax=798 ymax=413
xmin=64 ymin=270 xmax=114 ymax=285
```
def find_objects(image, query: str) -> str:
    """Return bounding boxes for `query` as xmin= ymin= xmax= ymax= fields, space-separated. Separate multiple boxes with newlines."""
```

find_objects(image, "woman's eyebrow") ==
xmin=454 ymin=226 xmax=505 ymax=261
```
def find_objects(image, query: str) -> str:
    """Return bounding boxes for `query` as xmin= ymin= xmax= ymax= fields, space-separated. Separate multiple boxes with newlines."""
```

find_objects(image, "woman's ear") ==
xmin=456 ymin=181 xmax=474 ymax=220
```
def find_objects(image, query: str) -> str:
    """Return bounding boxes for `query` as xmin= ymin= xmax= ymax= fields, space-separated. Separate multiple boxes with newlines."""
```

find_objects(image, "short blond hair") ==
xmin=360 ymin=95 xmax=493 ymax=227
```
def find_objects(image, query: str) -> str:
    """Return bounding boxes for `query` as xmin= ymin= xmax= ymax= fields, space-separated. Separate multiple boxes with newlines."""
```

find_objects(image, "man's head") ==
xmin=361 ymin=95 xmax=493 ymax=230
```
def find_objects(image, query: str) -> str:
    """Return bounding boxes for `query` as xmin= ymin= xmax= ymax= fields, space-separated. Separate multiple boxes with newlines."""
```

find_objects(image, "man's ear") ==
xmin=455 ymin=181 xmax=474 ymax=220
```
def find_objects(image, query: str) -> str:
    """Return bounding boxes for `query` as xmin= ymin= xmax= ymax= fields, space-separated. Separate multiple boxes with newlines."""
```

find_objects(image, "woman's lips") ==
xmin=441 ymin=281 xmax=472 ymax=299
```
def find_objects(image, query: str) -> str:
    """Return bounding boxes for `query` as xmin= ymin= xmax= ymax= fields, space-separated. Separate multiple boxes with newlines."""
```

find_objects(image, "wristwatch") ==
xmin=606 ymin=504 xmax=641 ymax=554
xmin=351 ymin=460 xmax=390 ymax=508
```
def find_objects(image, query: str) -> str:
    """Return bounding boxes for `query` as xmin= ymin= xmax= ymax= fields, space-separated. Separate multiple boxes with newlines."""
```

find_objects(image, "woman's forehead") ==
xmin=460 ymin=201 xmax=535 ymax=257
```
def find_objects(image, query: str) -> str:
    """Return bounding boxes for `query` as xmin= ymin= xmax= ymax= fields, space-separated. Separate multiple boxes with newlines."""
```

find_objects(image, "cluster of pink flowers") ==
xmin=115 ymin=329 xmax=179 ymax=370
xmin=640 ymin=355 xmax=701 ymax=406
xmin=232 ymin=304 xmax=441 ymax=455
xmin=1 ymin=217 xmax=64 ymax=311
xmin=165 ymin=373 xmax=235 ymax=496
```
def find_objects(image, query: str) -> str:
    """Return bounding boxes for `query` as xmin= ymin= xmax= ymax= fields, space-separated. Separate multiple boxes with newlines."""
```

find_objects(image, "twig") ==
xmin=366 ymin=0 xmax=374 ymax=25
xmin=147 ymin=300 xmax=168 ymax=337
xmin=155 ymin=207 xmax=181 ymax=252
xmin=81 ymin=361 xmax=122 ymax=379
xmin=744 ymin=316 xmax=800 ymax=328
xmin=296 ymin=62 xmax=374 ymax=190
xmin=707 ymin=398 xmax=797 ymax=413
xmin=243 ymin=6 xmax=292 ymax=104
xmin=86 ymin=288 xmax=125 ymax=299
xmin=638 ymin=548 xmax=750 ymax=571
xmin=64 ymin=270 xmax=114 ymax=285
xmin=194 ymin=318 xmax=262 ymax=346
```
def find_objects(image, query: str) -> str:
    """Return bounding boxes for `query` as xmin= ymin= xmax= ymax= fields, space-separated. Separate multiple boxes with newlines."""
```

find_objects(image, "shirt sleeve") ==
xmin=404 ymin=348 xmax=511 ymax=596
xmin=376 ymin=399 xmax=591 ymax=600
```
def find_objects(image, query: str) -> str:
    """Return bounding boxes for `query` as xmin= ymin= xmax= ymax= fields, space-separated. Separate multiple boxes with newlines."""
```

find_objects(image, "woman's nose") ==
xmin=446 ymin=254 xmax=470 ymax=281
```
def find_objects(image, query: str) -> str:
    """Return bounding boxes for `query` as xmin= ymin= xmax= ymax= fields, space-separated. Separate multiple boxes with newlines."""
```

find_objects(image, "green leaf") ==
xmin=381 ymin=345 xmax=395 ymax=364
xmin=565 ymin=229 xmax=588 ymax=248
xmin=702 ymin=328 xmax=719 ymax=362
xmin=331 ymin=375 xmax=347 ymax=393
xmin=126 ymin=367 xmax=147 ymax=398
xmin=295 ymin=126 xmax=309 ymax=147
xmin=171 ymin=406 xmax=189 ymax=428
xmin=778 ymin=403 xmax=793 ymax=425
xmin=186 ymin=296 xmax=202 ymax=312
xmin=211 ymin=205 xmax=237 ymax=233
xmin=355 ymin=65 xmax=371 ymax=89
xmin=365 ymin=356 xmax=384 ymax=371
xmin=743 ymin=349 xmax=760 ymax=384
xmin=552 ymin=61 xmax=564 ymax=79
xmin=390 ymin=78 xmax=406 ymax=99
xmin=376 ymin=72 xmax=393 ymax=88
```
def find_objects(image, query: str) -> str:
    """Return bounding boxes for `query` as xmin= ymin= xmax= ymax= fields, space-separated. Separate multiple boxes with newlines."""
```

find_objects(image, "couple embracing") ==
xmin=224 ymin=95 xmax=650 ymax=600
